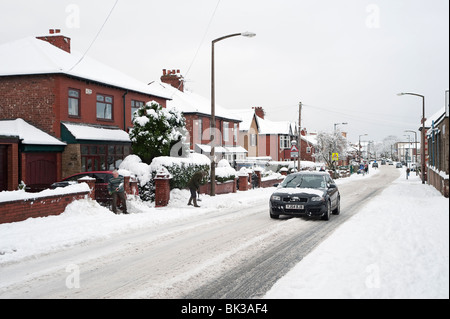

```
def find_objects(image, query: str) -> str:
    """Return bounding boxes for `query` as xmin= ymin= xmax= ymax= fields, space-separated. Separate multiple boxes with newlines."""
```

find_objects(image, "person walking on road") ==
xmin=187 ymin=170 xmax=207 ymax=207
xmin=108 ymin=170 xmax=128 ymax=214
xmin=406 ymin=167 xmax=411 ymax=180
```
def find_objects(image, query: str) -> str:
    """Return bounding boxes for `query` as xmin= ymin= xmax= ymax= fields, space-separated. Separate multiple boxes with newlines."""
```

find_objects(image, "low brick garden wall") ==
xmin=0 ymin=180 xmax=93 ymax=225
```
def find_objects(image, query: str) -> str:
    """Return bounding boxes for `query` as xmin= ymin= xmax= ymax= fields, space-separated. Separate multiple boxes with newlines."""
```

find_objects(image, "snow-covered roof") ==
xmin=227 ymin=109 xmax=259 ymax=131
xmin=425 ymin=106 xmax=446 ymax=128
xmin=0 ymin=118 xmax=66 ymax=145
xmin=62 ymin=122 xmax=130 ymax=142
xmin=152 ymin=82 xmax=240 ymax=122
xmin=0 ymin=36 xmax=171 ymax=99
xmin=257 ymin=116 xmax=293 ymax=135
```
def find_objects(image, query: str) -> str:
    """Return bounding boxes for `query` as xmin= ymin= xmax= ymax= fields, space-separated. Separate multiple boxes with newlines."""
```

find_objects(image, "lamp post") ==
xmin=405 ymin=130 xmax=418 ymax=169
xmin=397 ymin=92 xmax=426 ymax=184
xmin=403 ymin=134 xmax=411 ymax=167
xmin=211 ymin=32 xmax=256 ymax=196
xmin=359 ymin=134 xmax=368 ymax=163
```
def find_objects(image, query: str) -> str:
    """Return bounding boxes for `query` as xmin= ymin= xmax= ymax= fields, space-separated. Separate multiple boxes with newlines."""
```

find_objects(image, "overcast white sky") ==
xmin=1 ymin=0 xmax=448 ymax=143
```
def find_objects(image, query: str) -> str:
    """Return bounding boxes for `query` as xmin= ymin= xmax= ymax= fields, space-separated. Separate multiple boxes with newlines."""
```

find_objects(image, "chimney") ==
xmin=36 ymin=29 xmax=71 ymax=53
xmin=253 ymin=107 xmax=265 ymax=119
xmin=161 ymin=68 xmax=184 ymax=92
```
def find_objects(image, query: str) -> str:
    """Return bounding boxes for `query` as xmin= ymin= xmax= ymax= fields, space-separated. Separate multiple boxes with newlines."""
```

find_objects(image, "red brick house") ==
xmin=252 ymin=107 xmax=316 ymax=162
xmin=0 ymin=30 xmax=171 ymax=191
xmin=155 ymin=69 xmax=245 ymax=167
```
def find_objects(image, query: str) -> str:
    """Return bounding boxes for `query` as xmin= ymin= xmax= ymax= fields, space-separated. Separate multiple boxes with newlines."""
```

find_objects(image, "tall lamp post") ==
xmin=397 ymin=92 xmax=426 ymax=184
xmin=211 ymin=32 xmax=256 ymax=196
xmin=359 ymin=134 xmax=368 ymax=163
xmin=405 ymin=130 xmax=418 ymax=169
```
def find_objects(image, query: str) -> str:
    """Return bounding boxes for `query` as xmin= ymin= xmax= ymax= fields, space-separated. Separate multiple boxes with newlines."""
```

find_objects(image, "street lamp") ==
xmin=403 ymin=134 xmax=411 ymax=167
xmin=405 ymin=130 xmax=418 ymax=169
xmin=397 ymin=92 xmax=426 ymax=184
xmin=210 ymin=32 xmax=256 ymax=196
xmin=359 ymin=134 xmax=368 ymax=163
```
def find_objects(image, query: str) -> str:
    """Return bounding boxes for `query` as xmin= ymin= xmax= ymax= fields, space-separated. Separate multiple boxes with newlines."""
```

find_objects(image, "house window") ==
xmin=81 ymin=144 xmax=131 ymax=172
xmin=68 ymin=89 xmax=80 ymax=117
xmin=250 ymin=134 xmax=257 ymax=147
xmin=96 ymin=94 xmax=113 ymax=120
xmin=280 ymin=135 xmax=290 ymax=149
xmin=306 ymin=147 xmax=311 ymax=154
xmin=131 ymin=100 xmax=144 ymax=120
xmin=223 ymin=122 xmax=229 ymax=142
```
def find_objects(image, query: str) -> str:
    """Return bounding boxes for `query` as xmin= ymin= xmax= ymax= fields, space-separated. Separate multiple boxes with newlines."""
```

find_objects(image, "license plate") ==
xmin=286 ymin=204 xmax=304 ymax=210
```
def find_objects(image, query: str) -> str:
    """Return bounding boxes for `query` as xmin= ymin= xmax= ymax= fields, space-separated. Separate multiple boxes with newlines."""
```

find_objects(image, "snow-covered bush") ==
xmin=119 ymin=153 xmax=210 ymax=202
xmin=215 ymin=159 xmax=236 ymax=183
xmin=129 ymin=101 xmax=189 ymax=164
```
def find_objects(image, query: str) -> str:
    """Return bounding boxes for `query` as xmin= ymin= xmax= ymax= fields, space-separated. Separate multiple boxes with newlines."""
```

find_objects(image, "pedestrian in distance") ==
xmin=108 ymin=170 xmax=128 ymax=214
xmin=187 ymin=170 xmax=207 ymax=207
xmin=406 ymin=167 xmax=411 ymax=180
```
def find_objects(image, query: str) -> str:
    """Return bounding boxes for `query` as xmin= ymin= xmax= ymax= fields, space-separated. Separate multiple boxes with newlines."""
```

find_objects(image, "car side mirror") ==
xmin=328 ymin=183 xmax=336 ymax=189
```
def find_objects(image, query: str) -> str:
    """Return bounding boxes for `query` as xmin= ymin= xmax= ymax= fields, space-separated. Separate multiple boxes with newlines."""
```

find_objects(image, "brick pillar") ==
xmin=255 ymin=171 xmax=262 ymax=188
xmin=78 ymin=177 xmax=95 ymax=200
xmin=238 ymin=175 xmax=249 ymax=191
xmin=130 ymin=178 xmax=139 ymax=196
xmin=123 ymin=176 xmax=131 ymax=194
xmin=233 ymin=178 xmax=237 ymax=193
xmin=154 ymin=169 xmax=172 ymax=207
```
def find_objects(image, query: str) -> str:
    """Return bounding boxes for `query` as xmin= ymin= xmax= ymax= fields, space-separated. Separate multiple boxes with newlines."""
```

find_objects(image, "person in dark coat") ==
xmin=187 ymin=170 xmax=206 ymax=207
xmin=108 ymin=170 xmax=128 ymax=214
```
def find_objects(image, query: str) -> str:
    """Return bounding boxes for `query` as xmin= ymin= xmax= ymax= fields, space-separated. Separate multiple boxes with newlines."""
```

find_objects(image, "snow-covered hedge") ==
xmin=215 ymin=159 xmax=236 ymax=183
xmin=119 ymin=154 xmax=210 ymax=201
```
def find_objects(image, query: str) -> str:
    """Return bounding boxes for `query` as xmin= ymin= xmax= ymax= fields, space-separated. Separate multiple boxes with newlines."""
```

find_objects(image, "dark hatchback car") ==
xmin=50 ymin=171 xmax=114 ymax=206
xmin=269 ymin=171 xmax=340 ymax=221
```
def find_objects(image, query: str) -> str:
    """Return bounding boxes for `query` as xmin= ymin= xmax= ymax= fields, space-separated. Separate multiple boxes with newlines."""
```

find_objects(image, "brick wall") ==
xmin=199 ymin=180 xmax=237 ymax=195
xmin=0 ymin=179 xmax=94 ymax=224
xmin=0 ymin=75 xmax=57 ymax=136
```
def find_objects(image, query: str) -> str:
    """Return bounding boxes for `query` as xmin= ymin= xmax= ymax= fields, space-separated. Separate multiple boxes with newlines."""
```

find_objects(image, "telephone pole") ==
xmin=298 ymin=102 xmax=302 ymax=171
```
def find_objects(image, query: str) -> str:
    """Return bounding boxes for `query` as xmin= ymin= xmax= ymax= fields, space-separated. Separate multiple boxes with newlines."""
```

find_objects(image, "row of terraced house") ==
xmin=0 ymin=29 xmax=317 ymax=193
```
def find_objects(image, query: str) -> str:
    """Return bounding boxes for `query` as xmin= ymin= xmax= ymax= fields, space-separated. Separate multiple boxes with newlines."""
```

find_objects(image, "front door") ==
xmin=25 ymin=153 xmax=57 ymax=192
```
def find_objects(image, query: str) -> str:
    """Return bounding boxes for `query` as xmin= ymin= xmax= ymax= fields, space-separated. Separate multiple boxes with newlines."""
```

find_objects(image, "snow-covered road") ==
xmin=0 ymin=166 xmax=402 ymax=299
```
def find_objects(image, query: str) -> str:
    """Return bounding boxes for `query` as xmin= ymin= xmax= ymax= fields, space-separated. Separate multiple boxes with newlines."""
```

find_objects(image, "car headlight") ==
xmin=271 ymin=195 xmax=281 ymax=201
xmin=310 ymin=196 xmax=325 ymax=202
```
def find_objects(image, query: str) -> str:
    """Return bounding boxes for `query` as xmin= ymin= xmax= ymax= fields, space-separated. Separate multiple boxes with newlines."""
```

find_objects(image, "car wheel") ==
xmin=321 ymin=200 xmax=331 ymax=220
xmin=332 ymin=196 xmax=340 ymax=215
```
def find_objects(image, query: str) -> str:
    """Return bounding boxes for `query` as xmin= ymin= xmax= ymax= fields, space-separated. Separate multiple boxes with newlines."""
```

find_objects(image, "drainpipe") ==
xmin=122 ymin=90 xmax=128 ymax=131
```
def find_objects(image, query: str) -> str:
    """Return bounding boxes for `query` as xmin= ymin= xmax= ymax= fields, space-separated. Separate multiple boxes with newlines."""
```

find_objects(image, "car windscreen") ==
xmin=280 ymin=175 xmax=325 ymax=189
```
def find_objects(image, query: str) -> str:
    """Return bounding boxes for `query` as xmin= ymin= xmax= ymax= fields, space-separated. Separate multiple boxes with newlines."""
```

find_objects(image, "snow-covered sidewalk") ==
xmin=264 ymin=171 xmax=449 ymax=299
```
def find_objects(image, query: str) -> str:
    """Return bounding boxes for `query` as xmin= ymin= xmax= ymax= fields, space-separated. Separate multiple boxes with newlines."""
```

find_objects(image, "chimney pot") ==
xmin=49 ymin=29 xmax=55 ymax=34
xmin=163 ymin=69 xmax=166 ymax=76
xmin=55 ymin=29 xmax=61 ymax=34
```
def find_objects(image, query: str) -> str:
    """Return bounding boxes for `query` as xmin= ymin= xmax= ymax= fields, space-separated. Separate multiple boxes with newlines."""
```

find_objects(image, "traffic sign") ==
xmin=291 ymin=145 xmax=299 ymax=158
